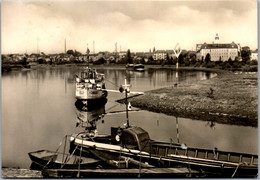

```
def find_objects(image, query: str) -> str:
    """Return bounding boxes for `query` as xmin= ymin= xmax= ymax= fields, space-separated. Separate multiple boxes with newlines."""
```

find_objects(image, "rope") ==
xmin=77 ymin=137 xmax=84 ymax=177
xmin=106 ymin=103 xmax=120 ymax=112
xmin=231 ymin=162 xmax=246 ymax=178
xmin=59 ymin=142 xmax=81 ymax=169
xmin=105 ymin=79 xmax=121 ymax=89
xmin=61 ymin=135 xmax=67 ymax=167
xmin=41 ymin=135 xmax=67 ymax=171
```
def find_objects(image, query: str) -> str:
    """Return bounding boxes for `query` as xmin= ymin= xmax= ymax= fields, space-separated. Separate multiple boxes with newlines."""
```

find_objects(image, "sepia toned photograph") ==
xmin=1 ymin=0 xmax=258 ymax=178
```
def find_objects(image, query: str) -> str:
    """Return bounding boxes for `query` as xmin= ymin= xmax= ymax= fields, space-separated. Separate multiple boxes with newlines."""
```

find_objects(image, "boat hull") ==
xmin=28 ymin=150 xmax=101 ymax=170
xmin=42 ymin=167 xmax=201 ymax=178
xmin=126 ymin=64 xmax=145 ymax=72
xmin=75 ymin=89 xmax=107 ymax=100
xmin=75 ymin=98 xmax=107 ymax=111
xmin=69 ymin=136 xmax=258 ymax=178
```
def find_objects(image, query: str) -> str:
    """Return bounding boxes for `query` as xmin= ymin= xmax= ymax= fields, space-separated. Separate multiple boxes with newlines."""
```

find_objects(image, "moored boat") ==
xmin=75 ymin=67 xmax=107 ymax=100
xmin=42 ymin=167 xmax=201 ymax=178
xmin=126 ymin=64 xmax=145 ymax=72
xmin=28 ymin=149 xmax=101 ymax=170
xmin=69 ymin=126 xmax=258 ymax=178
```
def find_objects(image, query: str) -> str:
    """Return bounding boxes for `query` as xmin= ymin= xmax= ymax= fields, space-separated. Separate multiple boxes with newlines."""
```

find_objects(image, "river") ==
xmin=2 ymin=65 xmax=257 ymax=168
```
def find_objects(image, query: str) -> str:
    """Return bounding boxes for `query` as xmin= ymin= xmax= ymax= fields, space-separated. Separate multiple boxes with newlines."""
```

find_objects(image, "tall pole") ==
xmin=115 ymin=42 xmax=118 ymax=54
xmin=64 ymin=38 xmax=66 ymax=53
xmin=37 ymin=38 xmax=39 ymax=54
xmin=93 ymin=41 xmax=95 ymax=54
xmin=87 ymin=43 xmax=89 ymax=66
xmin=174 ymin=43 xmax=182 ymax=87
xmin=176 ymin=117 xmax=180 ymax=143
xmin=122 ymin=79 xmax=130 ymax=127
xmin=125 ymin=86 xmax=129 ymax=126
xmin=176 ymin=59 xmax=178 ymax=86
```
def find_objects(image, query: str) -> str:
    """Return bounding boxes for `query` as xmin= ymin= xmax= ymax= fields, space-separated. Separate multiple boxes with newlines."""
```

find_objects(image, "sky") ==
xmin=1 ymin=0 xmax=258 ymax=54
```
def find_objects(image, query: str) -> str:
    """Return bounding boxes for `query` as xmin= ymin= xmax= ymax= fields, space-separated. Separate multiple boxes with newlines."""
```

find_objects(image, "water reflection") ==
xmin=75 ymin=98 xmax=107 ymax=133
xmin=95 ymin=68 xmax=217 ymax=92
xmin=205 ymin=121 xmax=216 ymax=130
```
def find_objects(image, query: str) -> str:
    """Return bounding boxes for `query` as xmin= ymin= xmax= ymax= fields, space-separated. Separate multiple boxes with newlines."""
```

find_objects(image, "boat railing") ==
xmin=148 ymin=142 xmax=258 ymax=166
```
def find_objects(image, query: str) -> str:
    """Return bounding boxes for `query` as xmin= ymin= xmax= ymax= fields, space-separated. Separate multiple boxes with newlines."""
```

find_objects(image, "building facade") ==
xmin=197 ymin=34 xmax=239 ymax=61
xmin=153 ymin=50 xmax=175 ymax=60
xmin=251 ymin=49 xmax=258 ymax=61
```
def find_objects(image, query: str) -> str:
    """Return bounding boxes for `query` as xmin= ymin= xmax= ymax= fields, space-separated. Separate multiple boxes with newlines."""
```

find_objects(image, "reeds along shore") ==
xmin=129 ymin=70 xmax=257 ymax=127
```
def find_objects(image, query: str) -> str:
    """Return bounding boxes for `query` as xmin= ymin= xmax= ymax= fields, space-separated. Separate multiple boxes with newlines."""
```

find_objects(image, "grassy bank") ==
xmin=129 ymin=70 xmax=257 ymax=127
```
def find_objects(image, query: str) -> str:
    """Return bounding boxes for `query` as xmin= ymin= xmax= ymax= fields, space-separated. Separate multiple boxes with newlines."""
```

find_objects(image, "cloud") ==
xmin=2 ymin=0 xmax=257 ymax=54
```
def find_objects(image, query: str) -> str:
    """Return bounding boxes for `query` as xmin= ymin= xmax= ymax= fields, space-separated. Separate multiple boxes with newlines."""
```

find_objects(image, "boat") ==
xmin=69 ymin=80 xmax=258 ymax=178
xmin=42 ymin=166 xmax=201 ymax=178
xmin=75 ymin=67 xmax=107 ymax=101
xmin=69 ymin=125 xmax=258 ymax=178
xmin=75 ymin=98 xmax=107 ymax=112
xmin=28 ymin=149 xmax=101 ymax=170
xmin=41 ymin=149 xmax=201 ymax=178
xmin=126 ymin=64 xmax=145 ymax=72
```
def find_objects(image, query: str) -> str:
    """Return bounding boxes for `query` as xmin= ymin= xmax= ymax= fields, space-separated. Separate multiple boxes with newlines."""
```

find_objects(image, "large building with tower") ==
xmin=196 ymin=34 xmax=240 ymax=61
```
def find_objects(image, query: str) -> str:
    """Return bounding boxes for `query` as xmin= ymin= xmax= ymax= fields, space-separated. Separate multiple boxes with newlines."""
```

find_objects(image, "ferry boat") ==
xmin=75 ymin=68 xmax=107 ymax=101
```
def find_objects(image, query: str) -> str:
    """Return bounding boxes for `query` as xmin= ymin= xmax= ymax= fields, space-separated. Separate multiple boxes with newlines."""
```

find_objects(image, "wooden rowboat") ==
xmin=28 ymin=149 xmax=101 ymax=170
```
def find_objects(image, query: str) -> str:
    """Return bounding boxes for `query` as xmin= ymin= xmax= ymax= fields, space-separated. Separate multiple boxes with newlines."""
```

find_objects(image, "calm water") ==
xmin=2 ymin=65 xmax=257 ymax=168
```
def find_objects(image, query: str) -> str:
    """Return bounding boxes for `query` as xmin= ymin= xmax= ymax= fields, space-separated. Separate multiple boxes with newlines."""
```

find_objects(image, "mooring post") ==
xmin=176 ymin=117 xmax=180 ymax=143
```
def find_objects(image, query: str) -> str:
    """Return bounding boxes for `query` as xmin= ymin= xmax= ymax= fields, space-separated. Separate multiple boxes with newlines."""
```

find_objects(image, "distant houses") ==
xmin=2 ymin=34 xmax=257 ymax=65
xmin=152 ymin=50 xmax=176 ymax=61
xmin=251 ymin=49 xmax=258 ymax=61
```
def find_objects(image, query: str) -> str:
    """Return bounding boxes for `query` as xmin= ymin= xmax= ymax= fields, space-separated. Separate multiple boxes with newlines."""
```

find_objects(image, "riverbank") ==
xmin=129 ymin=70 xmax=257 ymax=127
xmin=2 ymin=168 xmax=42 ymax=178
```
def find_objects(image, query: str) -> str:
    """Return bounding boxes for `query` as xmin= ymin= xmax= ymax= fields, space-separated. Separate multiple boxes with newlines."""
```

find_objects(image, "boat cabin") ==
xmin=111 ymin=126 xmax=150 ymax=151
xmin=81 ymin=70 xmax=96 ymax=80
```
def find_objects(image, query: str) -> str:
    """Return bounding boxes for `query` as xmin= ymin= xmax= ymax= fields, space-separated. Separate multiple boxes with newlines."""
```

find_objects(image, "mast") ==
xmin=121 ymin=79 xmax=130 ymax=127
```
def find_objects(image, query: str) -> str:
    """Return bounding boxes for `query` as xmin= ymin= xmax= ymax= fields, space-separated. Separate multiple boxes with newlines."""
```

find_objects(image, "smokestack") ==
xmin=93 ymin=41 xmax=95 ymax=54
xmin=64 ymin=38 xmax=66 ymax=53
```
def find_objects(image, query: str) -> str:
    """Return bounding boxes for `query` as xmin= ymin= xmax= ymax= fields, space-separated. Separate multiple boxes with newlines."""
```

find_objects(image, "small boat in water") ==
xmin=75 ymin=67 xmax=107 ymax=100
xmin=28 ymin=149 xmax=101 ymax=170
xmin=126 ymin=64 xmax=145 ymax=72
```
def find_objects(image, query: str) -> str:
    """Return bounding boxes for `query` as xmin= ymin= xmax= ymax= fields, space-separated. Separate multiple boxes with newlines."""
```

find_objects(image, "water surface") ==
xmin=2 ymin=65 xmax=257 ymax=168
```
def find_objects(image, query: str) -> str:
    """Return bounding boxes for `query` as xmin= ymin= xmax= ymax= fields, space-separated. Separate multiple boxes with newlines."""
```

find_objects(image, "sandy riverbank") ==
xmin=129 ymin=69 xmax=257 ymax=127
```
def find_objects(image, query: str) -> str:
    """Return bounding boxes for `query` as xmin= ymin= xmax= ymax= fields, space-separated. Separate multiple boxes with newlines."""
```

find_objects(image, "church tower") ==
xmin=215 ymin=33 xmax=219 ymax=44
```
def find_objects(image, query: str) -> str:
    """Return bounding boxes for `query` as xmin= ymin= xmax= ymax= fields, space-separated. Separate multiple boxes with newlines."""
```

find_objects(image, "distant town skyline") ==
xmin=2 ymin=0 xmax=257 ymax=54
